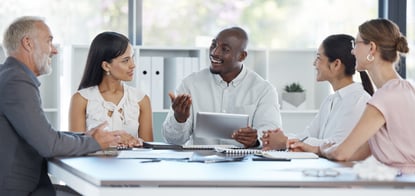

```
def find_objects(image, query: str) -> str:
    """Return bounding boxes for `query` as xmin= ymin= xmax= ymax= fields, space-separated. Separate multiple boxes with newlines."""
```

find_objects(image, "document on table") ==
xmin=260 ymin=151 xmax=318 ymax=159
xmin=117 ymin=149 xmax=193 ymax=159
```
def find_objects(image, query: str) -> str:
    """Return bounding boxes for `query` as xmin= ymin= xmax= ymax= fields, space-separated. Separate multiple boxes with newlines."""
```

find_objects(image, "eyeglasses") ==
xmin=302 ymin=168 xmax=340 ymax=177
xmin=351 ymin=40 xmax=366 ymax=49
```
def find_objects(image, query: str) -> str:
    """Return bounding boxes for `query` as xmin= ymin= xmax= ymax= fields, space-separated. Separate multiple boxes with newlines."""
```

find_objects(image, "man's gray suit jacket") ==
xmin=0 ymin=57 xmax=101 ymax=195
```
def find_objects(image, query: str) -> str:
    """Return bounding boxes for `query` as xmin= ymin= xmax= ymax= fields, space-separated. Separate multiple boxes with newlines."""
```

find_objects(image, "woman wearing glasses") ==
xmin=292 ymin=19 xmax=415 ymax=174
xmin=261 ymin=34 xmax=374 ymax=152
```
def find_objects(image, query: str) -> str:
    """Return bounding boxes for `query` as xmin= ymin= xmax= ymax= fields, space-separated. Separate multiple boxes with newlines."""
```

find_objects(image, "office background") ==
xmin=0 ymin=0 xmax=413 ymax=142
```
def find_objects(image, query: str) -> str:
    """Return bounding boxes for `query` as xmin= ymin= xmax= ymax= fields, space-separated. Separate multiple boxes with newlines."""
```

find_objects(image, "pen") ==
xmin=252 ymin=157 xmax=291 ymax=162
xmin=300 ymin=136 xmax=309 ymax=143
xmin=140 ymin=159 xmax=161 ymax=163
xmin=286 ymin=136 xmax=309 ymax=152
xmin=203 ymin=159 xmax=238 ymax=163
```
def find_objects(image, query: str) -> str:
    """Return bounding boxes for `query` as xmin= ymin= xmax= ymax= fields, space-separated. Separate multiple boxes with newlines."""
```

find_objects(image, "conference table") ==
xmin=48 ymin=148 xmax=415 ymax=196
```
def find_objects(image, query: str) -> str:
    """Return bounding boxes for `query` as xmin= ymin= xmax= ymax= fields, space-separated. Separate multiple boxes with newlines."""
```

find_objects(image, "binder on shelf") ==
xmin=138 ymin=56 xmax=152 ymax=98
xmin=139 ymin=55 xmax=200 ymax=110
xmin=182 ymin=57 xmax=200 ymax=79
xmin=151 ymin=56 xmax=164 ymax=110
xmin=164 ymin=57 xmax=195 ymax=109
xmin=174 ymin=57 xmax=184 ymax=87
xmin=163 ymin=57 xmax=178 ymax=109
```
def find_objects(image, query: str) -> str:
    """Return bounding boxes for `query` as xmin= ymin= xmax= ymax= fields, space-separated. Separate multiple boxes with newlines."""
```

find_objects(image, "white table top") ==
xmin=48 ymin=150 xmax=415 ymax=188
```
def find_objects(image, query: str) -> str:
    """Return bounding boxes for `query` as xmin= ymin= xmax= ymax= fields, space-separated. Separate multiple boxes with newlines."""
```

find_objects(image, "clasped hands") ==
xmin=86 ymin=122 xmax=143 ymax=149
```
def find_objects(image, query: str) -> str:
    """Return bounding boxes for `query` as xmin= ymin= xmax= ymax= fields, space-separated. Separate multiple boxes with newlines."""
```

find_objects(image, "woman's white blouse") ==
xmin=296 ymin=82 xmax=371 ymax=146
xmin=78 ymin=84 xmax=145 ymax=138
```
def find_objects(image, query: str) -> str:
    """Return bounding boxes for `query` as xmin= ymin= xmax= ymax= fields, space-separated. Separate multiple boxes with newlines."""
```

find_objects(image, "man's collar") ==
xmin=212 ymin=65 xmax=247 ymax=87
xmin=6 ymin=57 xmax=41 ymax=87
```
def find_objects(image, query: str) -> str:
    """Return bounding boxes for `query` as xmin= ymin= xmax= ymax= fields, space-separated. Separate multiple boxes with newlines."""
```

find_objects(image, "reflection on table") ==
xmin=48 ymin=148 xmax=415 ymax=196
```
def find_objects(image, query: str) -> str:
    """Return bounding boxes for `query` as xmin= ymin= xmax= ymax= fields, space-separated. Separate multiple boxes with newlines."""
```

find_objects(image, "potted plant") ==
xmin=282 ymin=82 xmax=306 ymax=108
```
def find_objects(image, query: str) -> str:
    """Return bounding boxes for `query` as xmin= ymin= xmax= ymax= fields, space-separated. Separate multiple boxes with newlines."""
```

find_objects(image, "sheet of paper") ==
xmin=117 ymin=149 xmax=193 ymax=159
xmin=261 ymin=151 xmax=318 ymax=159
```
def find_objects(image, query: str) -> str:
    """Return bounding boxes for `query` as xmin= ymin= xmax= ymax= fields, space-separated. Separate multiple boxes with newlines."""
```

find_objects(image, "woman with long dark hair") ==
xmin=69 ymin=32 xmax=153 ymax=142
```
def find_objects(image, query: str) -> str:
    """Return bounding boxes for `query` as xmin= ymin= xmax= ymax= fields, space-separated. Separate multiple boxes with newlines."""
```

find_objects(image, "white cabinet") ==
xmin=134 ymin=47 xmax=208 ymax=111
xmin=0 ymin=45 xmax=61 ymax=130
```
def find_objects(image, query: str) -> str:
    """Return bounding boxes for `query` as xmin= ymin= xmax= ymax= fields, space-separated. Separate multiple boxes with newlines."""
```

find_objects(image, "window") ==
xmin=0 ymin=0 xmax=378 ymax=49
xmin=0 ymin=0 xmax=128 ymax=45
xmin=142 ymin=0 xmax=378 ymax=49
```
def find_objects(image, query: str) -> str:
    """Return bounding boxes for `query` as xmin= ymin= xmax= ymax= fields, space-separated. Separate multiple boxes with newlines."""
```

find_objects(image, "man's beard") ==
xmin=209 ymin=67 xmax=220 ymax=75
xmin=34 ymin=51 xmax=52 ymax=76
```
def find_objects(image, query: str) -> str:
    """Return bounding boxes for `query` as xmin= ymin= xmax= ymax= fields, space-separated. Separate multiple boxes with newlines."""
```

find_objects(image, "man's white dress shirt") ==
xmin=162 ymin=66 xmax=282 ymax=147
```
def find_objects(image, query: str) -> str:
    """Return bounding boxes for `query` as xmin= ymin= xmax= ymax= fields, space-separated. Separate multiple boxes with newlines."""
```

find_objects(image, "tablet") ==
xmin=194 ymin=112 xmax=249 ymax=139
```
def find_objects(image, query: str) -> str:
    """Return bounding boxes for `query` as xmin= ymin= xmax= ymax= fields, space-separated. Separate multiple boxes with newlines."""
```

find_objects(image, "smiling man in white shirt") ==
xmin=162 ymin=27 xmax=282 ymax=148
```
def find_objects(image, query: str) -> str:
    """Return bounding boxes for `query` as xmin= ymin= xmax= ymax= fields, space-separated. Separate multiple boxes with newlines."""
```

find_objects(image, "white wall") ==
xmin=267 ymin=49 xmax=331 ymax=110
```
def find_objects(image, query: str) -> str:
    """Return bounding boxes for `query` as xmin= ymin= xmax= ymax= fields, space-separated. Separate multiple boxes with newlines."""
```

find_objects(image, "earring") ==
xmin=366 ymin=54 xmax=374 ymax=62
xmin=106 ymin=71 xmax=110 ymax=76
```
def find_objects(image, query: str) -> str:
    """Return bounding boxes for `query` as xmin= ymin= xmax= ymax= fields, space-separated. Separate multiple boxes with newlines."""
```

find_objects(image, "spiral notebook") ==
xmin=215 ymin=147 xmax=318 ymax=159
xmin=214 ymin=147 xmax=263 ymax=154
